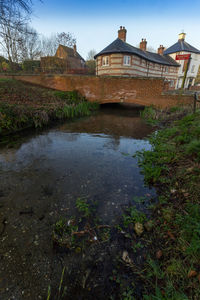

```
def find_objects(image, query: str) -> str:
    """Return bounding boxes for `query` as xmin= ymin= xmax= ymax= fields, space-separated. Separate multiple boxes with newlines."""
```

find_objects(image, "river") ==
xmin=0 ymin=104 xmax=155 ymax=300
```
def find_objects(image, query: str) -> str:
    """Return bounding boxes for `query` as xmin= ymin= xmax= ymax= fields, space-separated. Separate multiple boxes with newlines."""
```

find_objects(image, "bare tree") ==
xmin=86 ymin=49 xmax=96 ymax=75
xmin=18 ymin=26 xmax=41 ymax=60
xmin=86 ymin=49 xmax=96 ymax=60
xmin=40 ymin=32 xmax=76 ymax=57
xmin=0 ymin=0 xmax=33 ymax=14
xmin=56 ymin=32 xmax=76 ymax=48
xmin=0 ymin=9 xmax=25 ymax=64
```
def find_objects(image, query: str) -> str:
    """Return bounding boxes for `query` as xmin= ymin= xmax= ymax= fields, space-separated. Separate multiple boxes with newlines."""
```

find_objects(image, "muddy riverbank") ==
xmin=0 ymin=104 xmax=156 ymax=299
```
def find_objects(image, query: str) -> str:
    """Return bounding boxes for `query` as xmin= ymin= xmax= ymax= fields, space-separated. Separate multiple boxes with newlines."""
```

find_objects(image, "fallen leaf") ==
xmin=156 ymin=250 xmax=163 ymax=259
xmin=167 ymin=231 xmax=175 ymax=240
xmin=188 ymin=270 xmax=197 ymax=278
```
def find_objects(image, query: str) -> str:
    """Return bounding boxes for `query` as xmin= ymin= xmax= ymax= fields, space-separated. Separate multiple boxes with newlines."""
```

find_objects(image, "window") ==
xmin=191 ymin=65 xmax=195 ymax=73
xmin=123 ymin=55 xmax=131 ymax=65
xmin=102 ymin=56 xmax=109 ymax=66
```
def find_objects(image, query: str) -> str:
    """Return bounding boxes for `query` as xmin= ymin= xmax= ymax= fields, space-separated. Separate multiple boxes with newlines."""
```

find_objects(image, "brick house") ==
xmin=164 ymin=33 xmax=200 ymax=89
xmin=41 ymin=44 xmax=86 ymax=74
xmin=94 ymin=27 xmax=180 ymax=89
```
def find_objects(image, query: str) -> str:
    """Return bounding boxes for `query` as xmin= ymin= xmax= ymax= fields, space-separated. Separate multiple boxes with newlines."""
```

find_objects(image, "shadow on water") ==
xmin=0 ymin=103 xmax=156 ymax=299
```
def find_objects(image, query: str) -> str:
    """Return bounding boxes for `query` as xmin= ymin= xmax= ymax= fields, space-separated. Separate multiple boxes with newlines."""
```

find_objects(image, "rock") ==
xmin=156 ymin=250 xmax=163 ymax=259
xmin=188 ymin=270 xmax=197 ymax=278
xmin=122 ymin=250 xmax=132 ymax=265
xmin=134 ymin=222 xmax=144 ymax=236
xmin=144 ymin=220 xmax=154 ymax=232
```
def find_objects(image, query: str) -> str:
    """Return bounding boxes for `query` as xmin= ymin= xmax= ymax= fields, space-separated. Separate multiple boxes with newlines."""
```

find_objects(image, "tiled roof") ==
xmin=164 ymin=40 xmax=200 ymax=55
xmin=58 ymin=44 xmax=85 ymax=61
xmin=94 ymin=38 xmax=179 ymax=66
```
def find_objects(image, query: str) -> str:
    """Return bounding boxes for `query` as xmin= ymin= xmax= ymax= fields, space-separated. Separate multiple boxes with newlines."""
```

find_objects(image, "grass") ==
xmin=0 ymin=78 xmax=99 ymax=136
xmin=136 ymin=110 xmax=200 ymax=299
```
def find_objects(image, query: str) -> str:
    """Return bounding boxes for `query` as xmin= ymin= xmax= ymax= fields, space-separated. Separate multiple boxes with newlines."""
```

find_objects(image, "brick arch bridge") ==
xmin=5 ymin=74 xmax=193 ymax=108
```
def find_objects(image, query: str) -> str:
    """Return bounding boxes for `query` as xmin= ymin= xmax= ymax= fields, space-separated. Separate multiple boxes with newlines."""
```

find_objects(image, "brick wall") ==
xmin=2 ymin=74 xmax=194 ymax=108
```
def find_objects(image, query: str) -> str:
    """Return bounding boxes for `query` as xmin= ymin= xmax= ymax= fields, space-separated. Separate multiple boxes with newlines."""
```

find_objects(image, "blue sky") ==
xmin=31 ymin=0 xmax=200 ymax=59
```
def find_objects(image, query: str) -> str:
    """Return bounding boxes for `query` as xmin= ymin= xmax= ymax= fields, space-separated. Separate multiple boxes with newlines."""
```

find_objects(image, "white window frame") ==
xmin=123 ymin=55 xmax=131 ymax=66
xmin=102 ymin=56 xmax=109 ymax=66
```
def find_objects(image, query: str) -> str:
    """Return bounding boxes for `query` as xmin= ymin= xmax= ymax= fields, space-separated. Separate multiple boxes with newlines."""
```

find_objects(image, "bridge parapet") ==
xmin=0 ymin=74 xmax=193 ymax=108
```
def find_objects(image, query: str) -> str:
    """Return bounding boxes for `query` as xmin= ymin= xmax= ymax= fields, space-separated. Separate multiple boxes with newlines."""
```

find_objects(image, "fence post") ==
xmin=193 ymin=92 xmax=200 ymax=114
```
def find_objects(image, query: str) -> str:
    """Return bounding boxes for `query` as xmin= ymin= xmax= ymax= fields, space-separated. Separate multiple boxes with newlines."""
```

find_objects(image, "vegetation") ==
xmin=135 ymin=109 xmax=200 ymax=299
xmin=0 ymin=78 xmax=99 ymax=136
xmin=141 ymin=104 xmax=197 ymax=127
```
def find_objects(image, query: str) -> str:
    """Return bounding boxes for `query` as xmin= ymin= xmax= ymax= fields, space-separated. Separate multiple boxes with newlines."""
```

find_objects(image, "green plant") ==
xmin=54 ymin=218 xmax=66 ymax=236
xmin=140 ymin=106 xmax=158 ymax=125
xmin=185 ymin=139 xmax=200 ymax=160
xmin=123 ymin=206 xmax=146 ymax=228
xmin=76 ymin=197 xmax=91 ymax=217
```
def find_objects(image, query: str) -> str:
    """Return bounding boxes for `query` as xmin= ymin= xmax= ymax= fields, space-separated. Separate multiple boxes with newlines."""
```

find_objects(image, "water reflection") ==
xmin=0 ymin=104 xmax=155 ymax=222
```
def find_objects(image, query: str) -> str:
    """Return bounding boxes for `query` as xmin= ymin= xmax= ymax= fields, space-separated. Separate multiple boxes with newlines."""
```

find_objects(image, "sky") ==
xmin=31 ymin=0 xmax=200 ymax=59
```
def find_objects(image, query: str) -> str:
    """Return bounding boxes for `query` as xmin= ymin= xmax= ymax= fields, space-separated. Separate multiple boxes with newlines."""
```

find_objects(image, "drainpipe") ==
xmin=181 ymin=56 xmax=191 ymax=89
xmin=147 ymin=62 xmax=150 ymax=77
xmin=161 ymin=66 xmax=164 ymax=77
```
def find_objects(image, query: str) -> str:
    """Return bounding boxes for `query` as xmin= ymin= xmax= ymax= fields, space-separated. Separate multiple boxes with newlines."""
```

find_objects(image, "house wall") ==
xmin=96 ymin=54 xmax=178 ymax=89
xmin=195 ymin=65 xmax=200 ymax=84
xmin=55 ymin=46 xmax=68 ymax=59
xmin=169 ymin=52 xmax=200 ymax=88
xmin=2 ymin=74 xmax=193 ymax=108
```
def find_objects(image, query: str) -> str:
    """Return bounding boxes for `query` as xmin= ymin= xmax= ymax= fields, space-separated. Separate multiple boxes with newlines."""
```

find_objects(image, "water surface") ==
xmin=0 ymin=104 xmax=156 ymax=299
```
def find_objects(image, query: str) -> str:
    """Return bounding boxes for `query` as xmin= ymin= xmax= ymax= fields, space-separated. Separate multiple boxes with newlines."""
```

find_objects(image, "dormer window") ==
xmin=102 ymin=56 xmax=109 ymax=66
xmin=123 ymin=55 xmax=131 ymax=65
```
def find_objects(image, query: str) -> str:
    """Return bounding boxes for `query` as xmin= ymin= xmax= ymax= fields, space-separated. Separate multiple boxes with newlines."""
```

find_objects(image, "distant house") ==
xmin=41 ymin=44 xmax=86 ymax=74
xmin=94 ymin=27 xmax=180 ymax=89
xmin=164 ymin=33 xmax=200 ymax=89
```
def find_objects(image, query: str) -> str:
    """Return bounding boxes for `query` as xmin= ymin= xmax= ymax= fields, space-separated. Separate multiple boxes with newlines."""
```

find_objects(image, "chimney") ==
xmin=118 ymin=26 xmax=127 ymax=42
xmin=140 ymin=38 xmax=147 ymax=51
xmin=157 ymin=45 xmax=165 ymax=55
xmin=178 ymin=32 xmax=186 ymax=41
xmin=73 ymin=44 xmax=77 ymax=53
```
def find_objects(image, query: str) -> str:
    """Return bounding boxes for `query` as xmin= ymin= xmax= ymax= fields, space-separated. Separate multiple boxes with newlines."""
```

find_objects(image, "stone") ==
xmin=134 ymin=222 xmax=144 ymax=236
xmin=122 ymin=250 xmax=132 ymax=265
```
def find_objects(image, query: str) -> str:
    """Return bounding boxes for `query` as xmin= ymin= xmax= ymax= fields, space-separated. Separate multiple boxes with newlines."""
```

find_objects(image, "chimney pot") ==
xmin=118 ymin=26 xmax=127 ymax=42
xmin=140 ymin=38 xmax=147 ymax=51
xmin=157 ymin=45 xmax=165 ymax=55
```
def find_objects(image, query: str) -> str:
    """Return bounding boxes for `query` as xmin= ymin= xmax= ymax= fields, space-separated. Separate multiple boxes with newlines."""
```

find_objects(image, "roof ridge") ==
xmin=95 ymin=38 xmax=179 ymax=66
